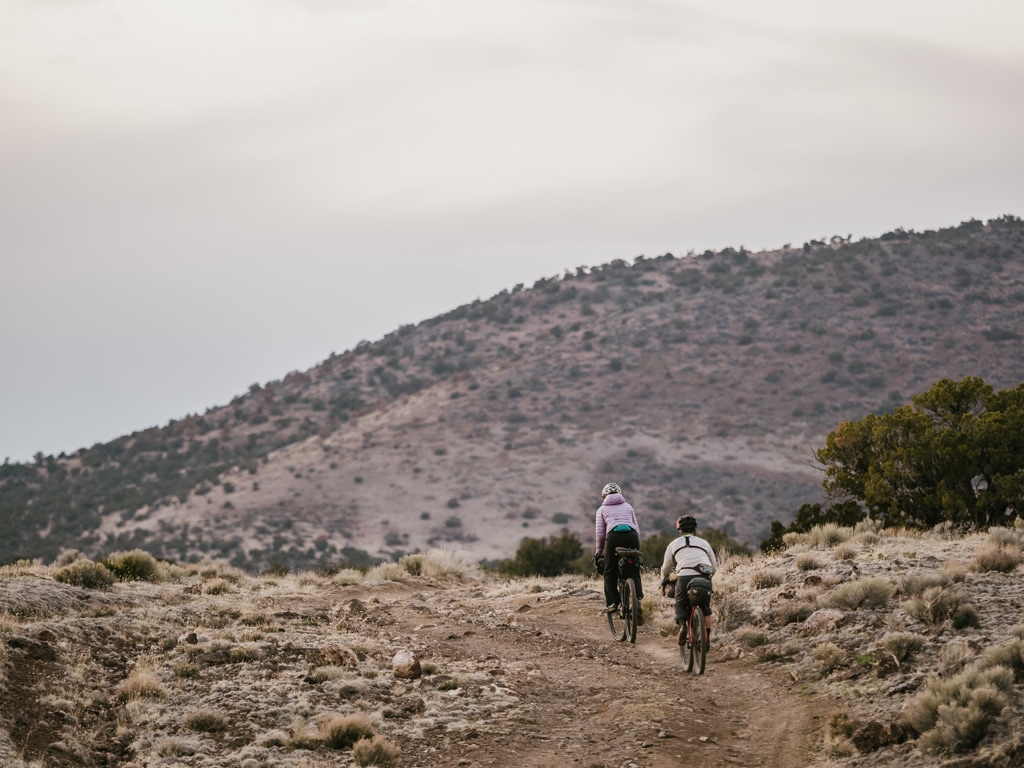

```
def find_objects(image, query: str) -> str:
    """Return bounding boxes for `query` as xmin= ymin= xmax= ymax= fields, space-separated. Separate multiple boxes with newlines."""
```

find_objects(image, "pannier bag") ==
xmin=687 ymin=577 xmax=713 ymax=607
xmin=618 ymin=551 xmax=643 ymax=579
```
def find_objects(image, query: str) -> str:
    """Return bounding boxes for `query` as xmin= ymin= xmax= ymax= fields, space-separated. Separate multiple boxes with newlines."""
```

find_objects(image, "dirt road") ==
xmin=377 ymin=580 xmax=822 ymax=768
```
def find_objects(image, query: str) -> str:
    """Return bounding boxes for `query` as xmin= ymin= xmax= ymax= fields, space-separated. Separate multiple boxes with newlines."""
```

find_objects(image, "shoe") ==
xmin=677 ymin=626 xmax=686 ymax=646
xmin=604 ymin=603 xmax=619 ymax=614
xmin=636 ymin=611 xmax=645 ymax=626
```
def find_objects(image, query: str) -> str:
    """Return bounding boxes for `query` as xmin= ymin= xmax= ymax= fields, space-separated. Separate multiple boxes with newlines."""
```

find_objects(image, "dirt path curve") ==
xmin=376 ymin=580 xmax=822 ymax=768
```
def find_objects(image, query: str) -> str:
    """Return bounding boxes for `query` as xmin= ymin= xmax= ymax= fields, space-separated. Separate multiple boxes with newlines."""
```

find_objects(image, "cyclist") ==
xmin=594 ymin=482 xmax=644 ymax=619
xmin=660 ymin=515 xmax=718 ymax=646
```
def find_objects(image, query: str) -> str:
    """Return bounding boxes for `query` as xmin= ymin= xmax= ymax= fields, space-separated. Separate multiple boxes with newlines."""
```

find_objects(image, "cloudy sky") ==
xmin=2 ymin=0 xmax=1023 ymax=463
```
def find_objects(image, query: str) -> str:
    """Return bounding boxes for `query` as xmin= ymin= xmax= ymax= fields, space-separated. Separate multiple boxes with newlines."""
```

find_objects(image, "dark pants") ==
xmin=604 ymin=528 xmax=643 ymax=606
xmin=674 ymin=574 xmax=712 ymax=624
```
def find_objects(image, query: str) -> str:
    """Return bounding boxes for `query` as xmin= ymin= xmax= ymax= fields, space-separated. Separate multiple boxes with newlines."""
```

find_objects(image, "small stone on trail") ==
xmin=392 ymin=649 xmax=422 ymax=679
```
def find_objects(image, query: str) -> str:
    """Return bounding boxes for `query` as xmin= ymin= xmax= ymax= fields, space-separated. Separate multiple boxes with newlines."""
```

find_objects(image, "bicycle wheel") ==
xmin=607 ymin=583 xmax=627 ymax=642
xmin=623 ymin=578 xmax=639 ymax=644
xmin=691 ymin=608 xmax=707 ymax=675
xmin=680 ymin=610 xmax=694 ymax=671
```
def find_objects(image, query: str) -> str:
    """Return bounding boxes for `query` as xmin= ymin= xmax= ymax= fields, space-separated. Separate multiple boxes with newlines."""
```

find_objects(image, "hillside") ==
xmin=3 ymin=524 xmax=1024 ymax=768
xmin=2 ymin=216 xmax=1024 ymax=570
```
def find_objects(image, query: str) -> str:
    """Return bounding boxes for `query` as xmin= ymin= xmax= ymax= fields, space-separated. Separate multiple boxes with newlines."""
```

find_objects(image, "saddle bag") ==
xmin=687 ymin=576 xmax=713 ymax=607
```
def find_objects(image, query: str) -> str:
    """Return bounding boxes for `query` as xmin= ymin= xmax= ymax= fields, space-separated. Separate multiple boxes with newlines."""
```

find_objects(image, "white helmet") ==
xmin=601 ymin=482 xmax=621 ymax=497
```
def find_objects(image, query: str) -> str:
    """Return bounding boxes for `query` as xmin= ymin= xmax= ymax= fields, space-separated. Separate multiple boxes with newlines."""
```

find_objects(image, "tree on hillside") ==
xmin=816 ymin=377 xmax=1024 ymax=529
xmin=497 ymin=533 xmax=585 ymax=577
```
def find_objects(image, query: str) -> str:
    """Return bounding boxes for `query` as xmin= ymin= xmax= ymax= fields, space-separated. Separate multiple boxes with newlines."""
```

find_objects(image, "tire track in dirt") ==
xmin=394 ymin=583 xmax=820 ymax=768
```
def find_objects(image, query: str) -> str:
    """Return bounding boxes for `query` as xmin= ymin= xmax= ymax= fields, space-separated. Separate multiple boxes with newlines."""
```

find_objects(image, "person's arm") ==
xmin=707 ymin=538 xmax=719 ymax=573
xmin=661 ymin=541 xmax=675 ymax=581
xmin=594 ymin=508 xmax=606 ymax=555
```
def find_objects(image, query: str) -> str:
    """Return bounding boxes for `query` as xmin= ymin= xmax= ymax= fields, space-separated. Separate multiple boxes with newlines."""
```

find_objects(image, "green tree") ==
xmin=816 ymin=377 xmax=1024 ymax=529
xmin=498 ymin=533 xmax=585 ymax=577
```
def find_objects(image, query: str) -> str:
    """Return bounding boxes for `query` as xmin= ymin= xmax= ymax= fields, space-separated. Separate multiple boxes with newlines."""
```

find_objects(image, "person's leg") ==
xmin=603 ymin=541 xmax=619 ymax=608
xmin=673 ymin=575 xmax=693 ymax=624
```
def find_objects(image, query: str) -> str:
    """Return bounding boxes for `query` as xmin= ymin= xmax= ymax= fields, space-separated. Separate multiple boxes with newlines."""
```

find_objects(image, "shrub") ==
xmin=973 ymin=542 xmax=1022 ymax=573
xmin=806 ymin=523 xmax=851 ymax=549
xmin=53 ymin=559 xmax=115 ymax=589
xmin=734 ymin=628 xmax=768 ymax=648
xmin=906 ymin=662 xmax=1015 ymax=754
xmin=310 ymin=666 xmax=347 ymax=683
xmin=498 ymin=533 xmax=584 ymax=577
xmin=901 ymin=571 xmax=950 ymax=597
xmin=100 ymin=549 xmax=162 ymax=582
xmin=184 ymin=710 xmax=228 ymax=733
xmin=155 ymin=738 xmax=199 ymax=757
xmin=903 ymin=586 xmax=979 ymax=627
xmin=415 ymin=549 xmax=482 ymax=581
xmin=172 ymin=662 xmax=199 ymax=679
xmin=713 ymin=589 xmax=755 ymax=630
xmin=115 ymin=670 xmax=165 ymax=701
xmin=752 ymin=569 xmax=784 ymax=589
xmin=814 ymin=643 xmax=847 ymax=674
xmin=353 ymin=735 xmax=402 ymax=767
xmin=318 ymin=713 xmax=377 ymax=749
xmin=795 ymin=553 xmax=823 ymax=571
xmin=203 ymin=578 xmax=233 ymax=595
xmin=822 ymin=577 xmax=895 ymax=610
xmin=881 ymin=632 xmax=926 ymax=668
xmin=832 ymin=542 xmax=858 ymax=561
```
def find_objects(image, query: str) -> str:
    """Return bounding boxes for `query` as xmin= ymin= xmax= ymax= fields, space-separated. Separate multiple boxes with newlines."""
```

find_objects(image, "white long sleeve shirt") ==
xmin=661 ymin=534 xmax=718 ymax=581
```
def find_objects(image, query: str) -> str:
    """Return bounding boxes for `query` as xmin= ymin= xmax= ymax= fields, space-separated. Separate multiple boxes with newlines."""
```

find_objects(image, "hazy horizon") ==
xmin=3 ymin=0 xmax=1023 ymax=463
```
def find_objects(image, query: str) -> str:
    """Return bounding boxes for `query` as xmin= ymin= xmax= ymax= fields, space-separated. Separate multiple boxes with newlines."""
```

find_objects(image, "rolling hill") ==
xmin=2 ymin=215 xmax=1023 ymax=570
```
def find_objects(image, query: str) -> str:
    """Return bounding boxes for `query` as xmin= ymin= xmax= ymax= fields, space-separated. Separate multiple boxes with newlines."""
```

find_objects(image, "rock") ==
xmin=392 ymin=649 xmax=422 ymax=679
xmin=801 ymin=609 xmax=846 ymax=635
xmin=851 ymin=720 xmax=894 ymax=752
xmin=179 ymin=631 xmax=199 ymax=645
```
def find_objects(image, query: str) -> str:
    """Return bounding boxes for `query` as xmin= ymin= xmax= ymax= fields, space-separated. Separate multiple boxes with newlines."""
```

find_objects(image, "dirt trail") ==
xmin=383 ymin=582 xmax=822 ymax=768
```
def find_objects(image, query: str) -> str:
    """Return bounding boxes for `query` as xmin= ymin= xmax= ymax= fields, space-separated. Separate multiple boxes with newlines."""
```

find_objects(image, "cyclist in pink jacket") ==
xmin=594 ymin=482 xmax=644 ymax=616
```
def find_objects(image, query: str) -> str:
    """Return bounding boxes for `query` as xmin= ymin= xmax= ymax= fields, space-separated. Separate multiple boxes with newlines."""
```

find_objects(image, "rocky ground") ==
xmin=2 ymin=523 xmax=1023 ymax=768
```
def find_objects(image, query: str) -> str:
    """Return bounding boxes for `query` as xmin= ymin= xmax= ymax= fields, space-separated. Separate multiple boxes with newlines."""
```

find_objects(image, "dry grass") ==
xmin=795 ymin=553 xmax=824 ymax=571
xmin=821 ymin=577 xmax=895 ymax=611
xmin=184 ymin=709 xmax=229 ymax=732
xmin=905 ymin=660 xmax=1016 ymax=754
xmin=52 ymin=558 xmax=115 ymax=589
xmin=352 ymin=734 xmax=401 ymax=767
xmin=881 ymin=631 xmax=926 ymax=668
xmin=317 ymin=713 xmax=378 ymax=749
xmin=751 ymin=568 xmax=784 ymax=589
xmin=903 ymin=586 xmax=980 ymax=628
xmin=115 ymin=669 xmax=165 ymax=702
xmin=973 ymin=542 xmax=1023 ymax=573
xmin=814 ymin=642 xmax=847 ymax=674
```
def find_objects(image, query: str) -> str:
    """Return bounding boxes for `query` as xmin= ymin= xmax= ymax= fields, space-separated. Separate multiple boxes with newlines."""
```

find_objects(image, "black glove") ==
xmin=593 ymin=553 xmax=604 ymax=574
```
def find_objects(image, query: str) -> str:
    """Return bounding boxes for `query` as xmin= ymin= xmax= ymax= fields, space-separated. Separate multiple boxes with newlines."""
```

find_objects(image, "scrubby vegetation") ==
xmin=3 ymin=218 xmax=1024 ymax=572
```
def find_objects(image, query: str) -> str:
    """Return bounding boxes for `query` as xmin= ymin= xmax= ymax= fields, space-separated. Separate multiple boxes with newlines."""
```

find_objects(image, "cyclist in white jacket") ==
xmin=661 ymin=515 xmax=718 ymax=644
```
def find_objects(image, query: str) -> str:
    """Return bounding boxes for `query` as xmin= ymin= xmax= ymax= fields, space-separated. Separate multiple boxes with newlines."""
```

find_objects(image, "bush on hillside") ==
xmin=53 ymin=558 xmax=115 ymax=590
xmin=99 ymin=549 xmax=162 ymax=582
xmin=497 ymin=533 xmax=585 ymax=577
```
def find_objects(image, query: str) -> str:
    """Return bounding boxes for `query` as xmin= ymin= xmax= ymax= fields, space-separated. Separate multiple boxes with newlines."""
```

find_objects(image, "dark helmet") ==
xmin=676 ymin=515 xmax=697 ymax=533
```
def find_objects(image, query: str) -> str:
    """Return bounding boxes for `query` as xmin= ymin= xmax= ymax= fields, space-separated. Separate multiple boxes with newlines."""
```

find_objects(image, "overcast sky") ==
xmin=2 ymin=0 xmax=1023 ymax=463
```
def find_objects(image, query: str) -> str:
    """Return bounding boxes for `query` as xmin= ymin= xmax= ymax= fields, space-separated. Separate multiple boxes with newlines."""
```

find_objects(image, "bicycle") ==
xmin=676 ymin=567 xmax=713 ymax=674
xmin=605 ymin=547 xmax=643 ymax=644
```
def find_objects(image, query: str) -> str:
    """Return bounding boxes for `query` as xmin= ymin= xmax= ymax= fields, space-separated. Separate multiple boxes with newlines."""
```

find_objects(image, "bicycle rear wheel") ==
xmin=691 ymin=608 xmax=707 ymax=675
xmin=623 ymin=578 xmax=639 ymax=644
xmin=607 ymin=586 xmax=627 ymax=642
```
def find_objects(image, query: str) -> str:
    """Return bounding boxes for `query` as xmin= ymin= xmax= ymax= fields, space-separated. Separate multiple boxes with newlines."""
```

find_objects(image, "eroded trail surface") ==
xmin=380 ymin=581 xmax=821 ymax=768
